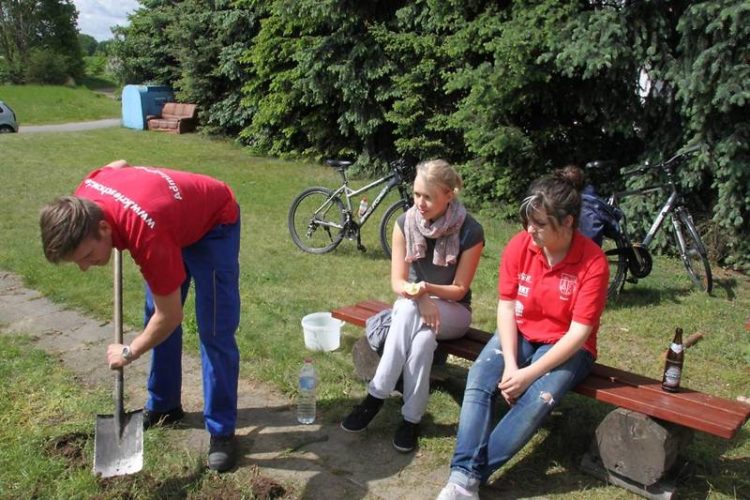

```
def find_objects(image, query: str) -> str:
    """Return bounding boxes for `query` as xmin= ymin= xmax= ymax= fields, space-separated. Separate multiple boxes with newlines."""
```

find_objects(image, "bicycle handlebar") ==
xmin=621 ymin=144 xmax=701 ymax=177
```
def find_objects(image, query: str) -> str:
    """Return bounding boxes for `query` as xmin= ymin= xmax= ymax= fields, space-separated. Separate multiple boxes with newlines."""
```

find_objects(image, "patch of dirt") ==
xmin=44 ymin=432 xmax=90 ymax=469
xmin=249 ymin=475 xmax=287 ymax=499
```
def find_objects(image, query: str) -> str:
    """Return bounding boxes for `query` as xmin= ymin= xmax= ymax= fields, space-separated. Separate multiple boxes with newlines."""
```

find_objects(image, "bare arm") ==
xmin=107 ymin=287 xmax=183 ymax=368
xmin=104 ymin=159 xmax=130 ymax=169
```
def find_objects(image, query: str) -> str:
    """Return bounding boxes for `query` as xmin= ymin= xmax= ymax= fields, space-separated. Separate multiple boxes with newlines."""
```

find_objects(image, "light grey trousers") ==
xmin=368 ymin=297 xmax=472 ymax=423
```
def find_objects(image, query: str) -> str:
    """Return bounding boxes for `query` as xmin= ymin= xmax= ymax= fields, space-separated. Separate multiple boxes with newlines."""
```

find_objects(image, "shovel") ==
xmin=94 ymin=249 xmax=144 ymax=478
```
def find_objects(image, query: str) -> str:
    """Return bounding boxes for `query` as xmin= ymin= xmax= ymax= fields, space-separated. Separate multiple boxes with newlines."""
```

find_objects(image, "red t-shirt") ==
xmin=497 ymin=230 xmax=609 ymax=357
xmin=75 ymin=166 xmax=238 ymax=295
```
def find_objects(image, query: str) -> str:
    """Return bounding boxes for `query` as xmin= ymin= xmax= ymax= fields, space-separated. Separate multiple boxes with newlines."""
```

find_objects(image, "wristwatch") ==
xmin=121 ymin=345 xmax=134 ymax=362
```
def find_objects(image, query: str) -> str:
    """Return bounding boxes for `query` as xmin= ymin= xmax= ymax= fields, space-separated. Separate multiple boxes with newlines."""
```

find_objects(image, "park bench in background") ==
xmin=332 ymin=300 xmax=750 ymax=500
xmin=146 ymin=102 xmax=197 ymax=134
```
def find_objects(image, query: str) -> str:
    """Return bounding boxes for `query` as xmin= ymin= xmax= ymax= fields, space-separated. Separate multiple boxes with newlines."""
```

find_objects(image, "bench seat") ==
xmin=332 ymin=300 xmax=750 ymax=440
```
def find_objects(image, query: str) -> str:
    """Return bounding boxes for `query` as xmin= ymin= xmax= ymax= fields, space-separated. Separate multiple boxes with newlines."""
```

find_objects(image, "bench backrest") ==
xmin=161 ymin=102 xmax=197 ymax=119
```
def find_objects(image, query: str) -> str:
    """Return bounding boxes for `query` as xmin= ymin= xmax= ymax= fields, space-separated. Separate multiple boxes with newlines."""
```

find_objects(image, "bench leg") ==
xmin=581 ymin=408 xmax=693 ymax=499
xmin=352 ymin=336 xmax=380 ymax=382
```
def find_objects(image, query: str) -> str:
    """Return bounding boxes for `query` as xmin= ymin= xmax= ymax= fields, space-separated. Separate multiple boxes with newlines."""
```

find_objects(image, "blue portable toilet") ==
xmin=121 ymin=85 xmax=175 ymax=130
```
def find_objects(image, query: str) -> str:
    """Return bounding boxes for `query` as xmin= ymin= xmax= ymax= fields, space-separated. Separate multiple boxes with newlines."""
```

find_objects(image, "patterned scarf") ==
xmin=404 ymin=200 xmax=467 ymax=266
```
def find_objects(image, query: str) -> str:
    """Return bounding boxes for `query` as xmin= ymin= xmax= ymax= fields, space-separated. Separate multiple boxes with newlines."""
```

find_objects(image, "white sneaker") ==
xmin=436 ymin=482 xmax=479 ymax=500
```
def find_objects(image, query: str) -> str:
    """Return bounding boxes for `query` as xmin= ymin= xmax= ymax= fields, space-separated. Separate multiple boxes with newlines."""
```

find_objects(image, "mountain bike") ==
xmin=588 ymin=145 xmax=713 ymax=297
xmin=288 ymin=159 xmax=414 ymax=257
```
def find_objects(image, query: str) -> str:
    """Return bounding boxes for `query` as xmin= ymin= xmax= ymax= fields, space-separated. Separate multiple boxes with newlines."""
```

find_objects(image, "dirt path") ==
xmin=1 ymin=271 xmax=517 ymax=499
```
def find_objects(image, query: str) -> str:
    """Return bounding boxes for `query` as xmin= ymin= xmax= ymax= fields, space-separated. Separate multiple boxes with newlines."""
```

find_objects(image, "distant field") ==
xmin=0 ymin=84 xmax=119 ymax=125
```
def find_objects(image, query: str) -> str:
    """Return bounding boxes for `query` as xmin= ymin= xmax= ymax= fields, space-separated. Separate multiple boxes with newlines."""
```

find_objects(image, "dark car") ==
xmin=0 ymin=100 xmax=19 ymax=133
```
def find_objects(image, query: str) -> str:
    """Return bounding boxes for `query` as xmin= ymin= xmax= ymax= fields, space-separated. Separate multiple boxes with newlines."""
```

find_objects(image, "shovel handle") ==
xmin=114 ymin=250 xmax=124 ymax=418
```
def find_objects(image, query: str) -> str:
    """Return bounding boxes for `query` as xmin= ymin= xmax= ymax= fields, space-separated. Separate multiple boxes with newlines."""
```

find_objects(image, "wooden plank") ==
xmin=574 ymin=375 xmax=744 ymax=439
xmin=332 ymin=301 xmax=750 ymax=440
xmin=589 ymin=364 xmax=750 ymax=419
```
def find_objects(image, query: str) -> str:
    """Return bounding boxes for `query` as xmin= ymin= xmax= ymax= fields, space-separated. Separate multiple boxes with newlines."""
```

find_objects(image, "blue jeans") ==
xmin=144 ymin=213 xmax=241 ymax=437
xmin=448 ymin=334 xmax=594 ymax=491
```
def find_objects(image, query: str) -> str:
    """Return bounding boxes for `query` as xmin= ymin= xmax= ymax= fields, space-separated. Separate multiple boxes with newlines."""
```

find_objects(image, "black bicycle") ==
xmin=288 ymin=159 xmax=414 ymax=257
xmin=588 ymin=145 xmax=713 ymax=297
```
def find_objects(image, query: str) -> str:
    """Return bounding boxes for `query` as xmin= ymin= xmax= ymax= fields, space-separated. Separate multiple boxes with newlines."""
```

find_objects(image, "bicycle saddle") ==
xmin=325 ymin=159 xmax=353 ymax=170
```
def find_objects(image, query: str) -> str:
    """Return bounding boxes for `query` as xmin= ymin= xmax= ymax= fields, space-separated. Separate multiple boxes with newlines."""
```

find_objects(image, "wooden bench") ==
xmin=146 ymin=102 xmax=197 ymax=134
xmin=333 ymin=300 xmax=750 ymax=499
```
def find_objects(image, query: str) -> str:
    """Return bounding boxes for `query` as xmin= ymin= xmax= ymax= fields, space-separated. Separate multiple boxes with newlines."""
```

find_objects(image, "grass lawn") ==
xmin=0 ymin=128 xmax=748 ymax=498
xmin=0 ymin=85 xmax=119 ymax=125
xmin=0 ymin=335 xmax=262 ymax=498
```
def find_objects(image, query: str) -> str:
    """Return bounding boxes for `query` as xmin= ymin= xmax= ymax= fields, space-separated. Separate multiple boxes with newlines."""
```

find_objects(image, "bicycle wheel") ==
xmin=601 ymin=231 xmax=628 ymax=299
xmin=288 ymin=187 xmax=346 ymax=254
xmin=673 ymin=209 xmax=713 ymax=293
xmin=379 ymin=199 xmax=410 ymax=258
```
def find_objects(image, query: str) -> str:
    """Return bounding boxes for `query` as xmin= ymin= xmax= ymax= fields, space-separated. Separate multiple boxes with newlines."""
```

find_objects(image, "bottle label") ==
xmin=663 ymin=366 xmax=681 ymax=386
xmin=670 ymin=343 xmax=684 ymax=353
xmin=299 ymin=375 xmax=316 ymax=391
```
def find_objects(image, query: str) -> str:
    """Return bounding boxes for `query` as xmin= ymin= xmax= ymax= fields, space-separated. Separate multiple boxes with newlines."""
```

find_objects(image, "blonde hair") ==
xmin=40 ymin=196 xmax=104 ymax=263
xmin=416 ymin=159 xmax=463 ymax=195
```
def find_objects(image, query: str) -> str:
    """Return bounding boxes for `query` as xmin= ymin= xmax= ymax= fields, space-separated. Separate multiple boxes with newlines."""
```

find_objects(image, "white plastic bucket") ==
xmin=301 ymin=312 xmax=343 ymax=352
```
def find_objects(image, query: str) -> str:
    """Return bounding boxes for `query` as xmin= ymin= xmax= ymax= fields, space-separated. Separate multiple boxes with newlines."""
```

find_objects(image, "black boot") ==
xmin=341 ymin=394 xmax=384 ymax=432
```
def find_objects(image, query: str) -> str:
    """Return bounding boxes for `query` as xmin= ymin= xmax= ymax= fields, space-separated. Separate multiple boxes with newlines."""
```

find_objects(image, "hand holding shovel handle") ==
xmin=93 ymin=249 xmax=143 ymax=478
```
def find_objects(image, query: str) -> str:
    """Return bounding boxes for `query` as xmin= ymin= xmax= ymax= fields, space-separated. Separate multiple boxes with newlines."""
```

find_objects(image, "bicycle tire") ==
xmin=379 ymin=199 xmax=410 ymax=258
xmin=288 ymin=187 xmax=346 ymax=254
xmin=601 ymin=231 xmax=628 ymax=299
xmin=673 ymin=209 xmax=713 ymax=293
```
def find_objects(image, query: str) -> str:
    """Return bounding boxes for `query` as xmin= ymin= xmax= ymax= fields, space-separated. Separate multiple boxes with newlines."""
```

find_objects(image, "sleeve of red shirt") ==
xmin=571 ymin=248 xmax=609 ymax=326
xmin=498 ymin=232 xmax=524 ymax=300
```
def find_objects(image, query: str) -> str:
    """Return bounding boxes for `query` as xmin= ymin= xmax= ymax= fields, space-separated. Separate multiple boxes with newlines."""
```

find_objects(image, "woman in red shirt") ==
xmin=437 ymin=173 xmax=609 ymax=500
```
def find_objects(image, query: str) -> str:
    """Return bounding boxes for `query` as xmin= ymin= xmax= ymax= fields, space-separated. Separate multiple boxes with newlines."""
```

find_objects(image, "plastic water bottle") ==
xmin=297 ymin=358 xmax=317 ymax=424
xmin=358 ymin=197 xmax=369 ymax=221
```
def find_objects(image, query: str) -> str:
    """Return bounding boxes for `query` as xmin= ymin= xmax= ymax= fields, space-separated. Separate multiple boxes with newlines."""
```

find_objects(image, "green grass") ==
xmin=0 ymin=128 xmax=748 ymax=498
xmin=0 ymin=335 xmax=267 ymax=499
xmin=0 ymin=85 xmax=119 ymax=125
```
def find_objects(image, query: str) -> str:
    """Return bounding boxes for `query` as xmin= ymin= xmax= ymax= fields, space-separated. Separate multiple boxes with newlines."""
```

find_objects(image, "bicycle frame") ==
xmin=610 ymin=185 xmax=680 ymax=249
xmin=329 ymin=169 xmax=408 ymax=227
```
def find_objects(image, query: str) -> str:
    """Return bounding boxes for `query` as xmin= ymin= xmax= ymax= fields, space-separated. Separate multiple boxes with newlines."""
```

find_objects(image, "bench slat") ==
xmin=575 ymin=375 xmax=742 ymax=439
xmin=589 ymin=364 xmax=750 ymax=419
xmin=332 ymin=301 xmax=750 ymax=440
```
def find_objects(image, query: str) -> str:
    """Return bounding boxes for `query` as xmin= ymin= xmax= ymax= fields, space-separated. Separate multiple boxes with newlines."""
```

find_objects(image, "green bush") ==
xmin=25 ymin=49 xmax=70 ymax=85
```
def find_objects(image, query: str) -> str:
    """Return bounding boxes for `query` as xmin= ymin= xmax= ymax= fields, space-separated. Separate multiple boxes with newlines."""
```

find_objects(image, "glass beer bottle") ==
xmin=661 ymin=327 xmax=684 ymax=392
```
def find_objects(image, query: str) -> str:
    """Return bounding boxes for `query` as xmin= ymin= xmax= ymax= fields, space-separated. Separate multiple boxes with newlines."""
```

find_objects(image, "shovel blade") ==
xmin=94 ymin=410 xmax=144 ymax=478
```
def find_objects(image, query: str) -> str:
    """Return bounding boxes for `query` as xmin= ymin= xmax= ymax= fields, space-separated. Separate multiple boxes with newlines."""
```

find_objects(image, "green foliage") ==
xmin=78 ymin=33 xmax=98 ymax=56
xmin=670 ymin=1 xmax=750 ymax=270
xmin=0 ymin=0 xmax=84 ymax=83
xmin=109 ymin=0 xmax=750 ymax=266
xmin=25 ymin=48 xmax=71 ymax=84
xmin=110 ymin=0 xmax=180 ymax=85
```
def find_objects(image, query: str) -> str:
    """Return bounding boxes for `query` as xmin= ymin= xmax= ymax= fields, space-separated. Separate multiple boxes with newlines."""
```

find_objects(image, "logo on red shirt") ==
xmin=559 ymin=273 xmax=577 ymax=300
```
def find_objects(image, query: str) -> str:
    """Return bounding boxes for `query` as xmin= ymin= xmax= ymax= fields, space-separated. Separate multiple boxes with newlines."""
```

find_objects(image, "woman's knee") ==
xmin=393 ymin=297 xmax=420 ymax=317
xmin=466 ymin=354 xmax=503 ymax=392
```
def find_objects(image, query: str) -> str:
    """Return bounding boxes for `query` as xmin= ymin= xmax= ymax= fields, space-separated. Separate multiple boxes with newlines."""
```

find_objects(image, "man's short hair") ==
xmin=39 ymin=196 xmax=104 ymax=263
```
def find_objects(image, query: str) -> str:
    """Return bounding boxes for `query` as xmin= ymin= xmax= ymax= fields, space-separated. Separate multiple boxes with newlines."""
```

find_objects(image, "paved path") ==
xmin=19 ymin=118 xmax=121 ymax=133
xmin=0 ymin=271 xmax=522 ymax=499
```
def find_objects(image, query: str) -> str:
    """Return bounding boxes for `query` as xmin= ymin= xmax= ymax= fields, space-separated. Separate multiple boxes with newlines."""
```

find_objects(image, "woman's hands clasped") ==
xmin=498 ymin=366 xmax=534 ymax=405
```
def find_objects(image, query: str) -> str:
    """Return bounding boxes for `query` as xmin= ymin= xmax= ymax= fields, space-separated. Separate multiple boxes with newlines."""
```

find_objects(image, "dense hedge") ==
xmin=112 ymin=0 xmax=749 ymax=269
